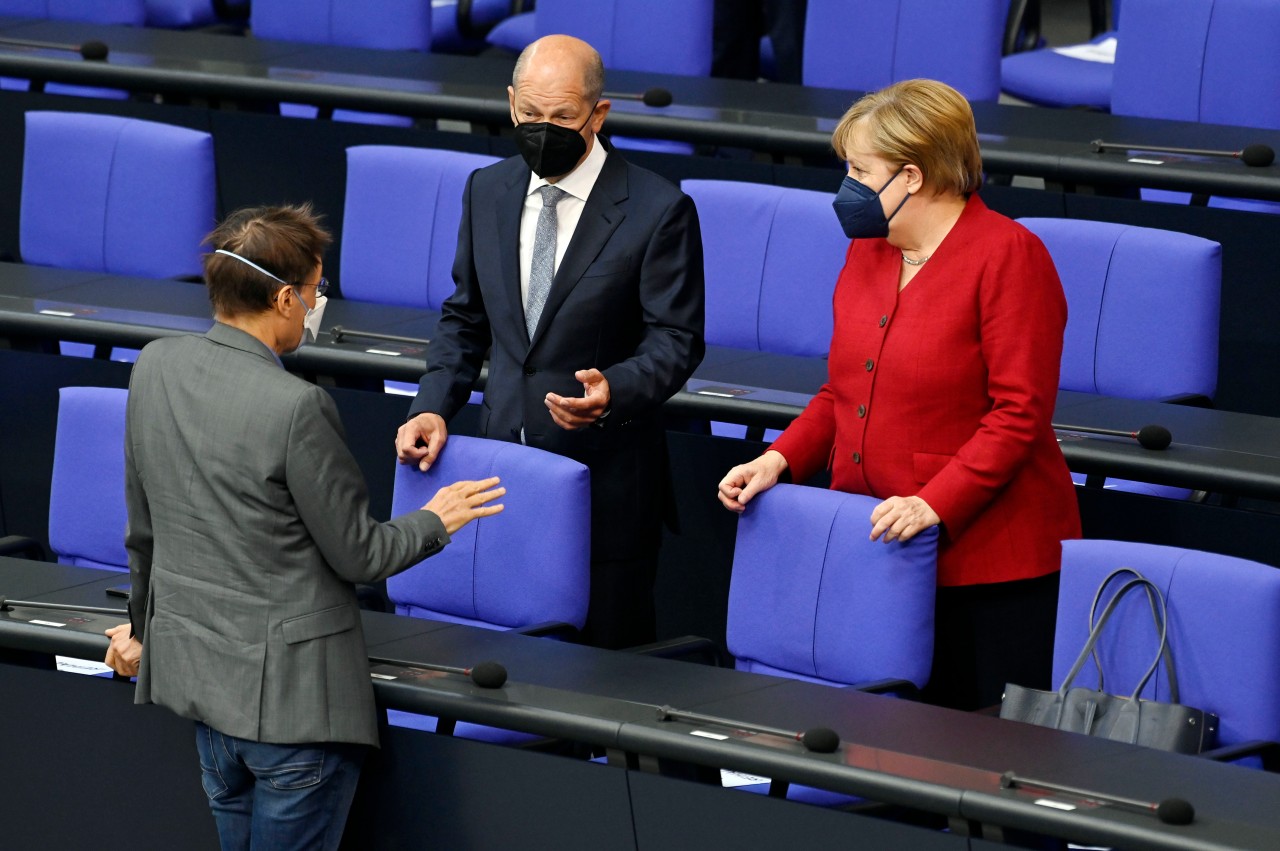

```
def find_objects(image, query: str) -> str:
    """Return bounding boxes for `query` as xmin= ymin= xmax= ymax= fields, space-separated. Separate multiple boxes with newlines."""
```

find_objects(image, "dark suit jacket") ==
xmin=409 ymin=144 xmax=705 ymax=558
xmin=127 ymin=323 xmax=448 ymax=747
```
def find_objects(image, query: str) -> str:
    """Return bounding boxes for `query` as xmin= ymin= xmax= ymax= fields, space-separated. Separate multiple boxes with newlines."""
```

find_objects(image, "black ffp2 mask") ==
xmin=513 ymin=107 xmax=596 ymax=178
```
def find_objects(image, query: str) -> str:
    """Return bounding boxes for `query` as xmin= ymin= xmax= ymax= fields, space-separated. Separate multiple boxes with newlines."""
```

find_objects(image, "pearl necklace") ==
xmin=901 ymin=252 xmax=931 ymax=266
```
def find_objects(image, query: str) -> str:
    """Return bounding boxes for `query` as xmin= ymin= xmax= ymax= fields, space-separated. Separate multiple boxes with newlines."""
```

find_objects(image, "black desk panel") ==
xmin=4 ymin=19 xmax=1280 ymax=201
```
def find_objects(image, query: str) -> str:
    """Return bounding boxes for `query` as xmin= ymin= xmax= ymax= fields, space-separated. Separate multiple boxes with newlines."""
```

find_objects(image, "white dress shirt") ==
xmin=518 ymin=137 xmax=608 ymax=311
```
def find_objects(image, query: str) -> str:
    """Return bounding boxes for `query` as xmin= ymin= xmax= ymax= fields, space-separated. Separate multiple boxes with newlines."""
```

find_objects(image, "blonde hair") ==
xmin=831 ymin=79 xmax=983 ymax=197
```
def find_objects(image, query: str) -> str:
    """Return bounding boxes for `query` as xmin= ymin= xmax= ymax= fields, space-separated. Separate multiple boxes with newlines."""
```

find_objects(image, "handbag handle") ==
xmin=1056 ymin=573 xmax=1172 ymax=705
xmin=1087 ymin=567 xmax=1180 ymax=704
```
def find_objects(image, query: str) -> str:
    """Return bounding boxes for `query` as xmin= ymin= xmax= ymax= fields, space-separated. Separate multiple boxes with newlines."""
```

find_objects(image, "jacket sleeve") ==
xmin=289 ymin=385 xmax=450 ymax=583
xmin=600 ymin=191 xmax=706 ymax=423
xmin=916 ymin=229 xmax=1067 ymax=536
xmin=408 ymin=169 xmax=493 ymax=423
xmin=124 ymin=375 xmax=154 ymax=641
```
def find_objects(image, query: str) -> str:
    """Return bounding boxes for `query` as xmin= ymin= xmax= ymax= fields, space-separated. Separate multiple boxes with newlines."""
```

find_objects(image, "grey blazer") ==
xmin=126 ymin=322 xmax=447 ymax=747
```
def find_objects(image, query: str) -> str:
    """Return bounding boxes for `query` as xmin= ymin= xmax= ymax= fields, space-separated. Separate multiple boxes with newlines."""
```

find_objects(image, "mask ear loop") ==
xmin=881 ymin=169 xmax=912 ymax=224
xmin=214 ymin=248 xmax=288 ymax=285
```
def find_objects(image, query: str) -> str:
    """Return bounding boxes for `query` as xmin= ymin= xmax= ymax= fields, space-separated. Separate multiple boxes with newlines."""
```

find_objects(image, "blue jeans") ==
xmin=194 ymin=721 xmax=366 ymax=851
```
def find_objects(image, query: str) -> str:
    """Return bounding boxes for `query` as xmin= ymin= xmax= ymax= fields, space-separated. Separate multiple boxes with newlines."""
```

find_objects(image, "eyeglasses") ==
xmin=300 ymin=277 xmax=329 ymax=297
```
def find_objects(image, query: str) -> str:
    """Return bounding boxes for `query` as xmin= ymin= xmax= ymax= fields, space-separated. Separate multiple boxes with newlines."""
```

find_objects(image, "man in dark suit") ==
xmin=395 ymin=35 xmax=706 ymax=649
xmin=105 ymin=204 xmax=505 ymax=850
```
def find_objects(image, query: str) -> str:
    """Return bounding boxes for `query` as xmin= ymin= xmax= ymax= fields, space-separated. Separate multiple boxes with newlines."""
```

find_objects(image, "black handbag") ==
xmin=1000 ymin=568 xmax=1219 ymax=754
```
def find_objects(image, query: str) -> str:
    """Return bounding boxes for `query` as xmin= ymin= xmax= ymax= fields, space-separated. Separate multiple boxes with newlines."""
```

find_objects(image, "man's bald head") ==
xmin=512 ymin=35 xmax=605 ymax=103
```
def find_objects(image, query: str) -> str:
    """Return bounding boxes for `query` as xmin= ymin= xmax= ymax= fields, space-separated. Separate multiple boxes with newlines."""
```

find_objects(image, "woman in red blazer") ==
xmin=718 ymin=79 xmax=1081 ymax=710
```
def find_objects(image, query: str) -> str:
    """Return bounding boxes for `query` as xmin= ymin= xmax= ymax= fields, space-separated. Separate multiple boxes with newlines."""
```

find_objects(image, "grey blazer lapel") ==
xmin=529 ymin=152 xmax=628 ymax=346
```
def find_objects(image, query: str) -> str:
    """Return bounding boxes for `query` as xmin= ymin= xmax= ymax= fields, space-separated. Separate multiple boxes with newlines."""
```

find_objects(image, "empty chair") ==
xmin=430 ymin=0 xmax=517 ymax=54
xmin=725 ymin=483 xmax=938 ymax=801
xmin=250 ymin=0 xmax=432 ymax=126
xmin=21 ymin=112 xmax=215 ymax=280
xmin=682 ymin=179 xmax=846 ymax=440
xmin=803 ymin=0 xmax=1007 ymax=102
xmin=385 ymin=435 xmax=590 ymax=741
xmin=683 ymin=179 xmax=845 ymax=358
xmin=1001 ymin=0 xmax=1119 ymax=109
xmin=1053 ymin=540 xmax=1280 ymax=766
xmin=487 ymin=0 xmax=714 ymax=77
xmin=1110 ymin=0 xmax=1280 ymax=212
xmin=48 ymin=387 xmax=129 ymax=570
xmin=341 ymin=146 xmax=500 ymax=310
xmin=1020 ymin=217 xmax=1220 ymax=496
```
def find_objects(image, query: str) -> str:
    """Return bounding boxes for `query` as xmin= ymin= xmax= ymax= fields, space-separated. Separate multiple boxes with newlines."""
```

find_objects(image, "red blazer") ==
xmin=770 ymin=194 xmax=1081 ymax=587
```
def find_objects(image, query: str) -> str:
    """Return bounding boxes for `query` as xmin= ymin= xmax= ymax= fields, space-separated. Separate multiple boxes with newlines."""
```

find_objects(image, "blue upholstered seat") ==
xmin=725 ymin=483 xmax=938 ymax=802
xmin=385 ymin=436 xmax=590 ymax=742
xmin=49 ymin=387 xmax=130 ymax=571
xmin=803 ymin=0 xmax=1007 ymax=101
xmin=251 ymin=0 xmax=432 ymax=126
xmin=341 ymin=146 xmax=499 ymax=310
xmin=1020 ymin=217 xmax=1221 ymax=498
xmin=1054 ymin=540 xmax=1280 ymax=764
xmin=1111 ymin=0 xmax=1280 ymax=213
xmin=21 ymin=112 xmax=214 ymax=280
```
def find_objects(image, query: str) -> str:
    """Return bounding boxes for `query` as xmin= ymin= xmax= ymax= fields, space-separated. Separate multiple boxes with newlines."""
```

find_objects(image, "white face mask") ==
xmin=301 ymin=293 xmax=327 ymax=345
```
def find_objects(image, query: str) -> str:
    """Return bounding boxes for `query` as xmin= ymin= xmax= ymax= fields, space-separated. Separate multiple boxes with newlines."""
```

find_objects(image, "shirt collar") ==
xmin=526 ymin=133 xmax=608 ymax=202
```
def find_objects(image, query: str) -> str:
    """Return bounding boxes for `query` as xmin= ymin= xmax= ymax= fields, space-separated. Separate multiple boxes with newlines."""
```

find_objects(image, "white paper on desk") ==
xmin=721 ymin=769 xmax=772 ymax=788
xmin=56 ymin=656 xmax=113 ymax=676
xmin=1053 ymin=37 xmax=1117 ymax=64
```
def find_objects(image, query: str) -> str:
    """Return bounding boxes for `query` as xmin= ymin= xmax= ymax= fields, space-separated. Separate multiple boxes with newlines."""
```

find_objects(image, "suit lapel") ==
xmin=494 ymin=168 xmax=531 ymax=345
xmin=529 ymin=150 xmax=629 ymax=346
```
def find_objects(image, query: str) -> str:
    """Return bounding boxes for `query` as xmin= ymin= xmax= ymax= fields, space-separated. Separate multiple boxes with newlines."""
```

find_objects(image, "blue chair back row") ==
xmin=682 ymin=179 xmax=846 ymax=358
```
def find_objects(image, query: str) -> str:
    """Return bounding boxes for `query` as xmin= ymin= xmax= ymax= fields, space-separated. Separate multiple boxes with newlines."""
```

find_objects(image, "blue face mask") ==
xmin=831 ymin=169 xmax=909 ymax=239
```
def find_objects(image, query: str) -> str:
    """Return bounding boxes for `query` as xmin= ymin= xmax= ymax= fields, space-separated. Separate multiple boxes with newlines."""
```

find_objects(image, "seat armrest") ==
xmin=510 ymin=620 xmax=580 ymax=640
xmin=0 ymin=535 xmax=49 ymax=561
xmin=1199 ymin=739 xmax=1280 ymax=771
xmin=624 ymin=635 xmax=728 ymax=667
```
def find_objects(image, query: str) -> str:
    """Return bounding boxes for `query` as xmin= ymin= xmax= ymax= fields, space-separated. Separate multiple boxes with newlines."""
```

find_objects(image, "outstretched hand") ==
xmin=424 ymin=476 xmax=506 ymax=534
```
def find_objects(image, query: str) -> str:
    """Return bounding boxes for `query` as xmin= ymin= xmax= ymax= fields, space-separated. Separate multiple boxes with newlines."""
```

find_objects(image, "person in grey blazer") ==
xmin=104 ymin=204 xmax=505 ymax=851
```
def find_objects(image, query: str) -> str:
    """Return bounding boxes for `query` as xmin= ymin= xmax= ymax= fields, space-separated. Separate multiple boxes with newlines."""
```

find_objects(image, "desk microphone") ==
xmin=369 ymin=655 xmax=508 ymax=689
xmin=0 ymin=36 xmax=109 ymax=61
xmin=656 ymin=705 xmax=840 ymax=753
xmin=603 ymin=87 xmax=674 ymax=107
xmin=1052 ymin=423 xmax=1172 ymax=450
xmin=1001 ymin=771 xmax=1195 ymax=825
xmin=0 ymin=596 xmax=127 ymax=617
xmin=1091 ymin=138 xmax=1275 ymax=168
xmin=328 ymin=325 xmax=429 ymax=346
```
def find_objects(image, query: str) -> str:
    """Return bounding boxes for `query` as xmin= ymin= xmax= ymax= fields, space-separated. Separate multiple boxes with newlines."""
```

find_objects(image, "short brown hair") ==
xmin=831 ymin=79 xmax=983 ymax=197
xmin=202 ymin=204 xmax=332 ymax=317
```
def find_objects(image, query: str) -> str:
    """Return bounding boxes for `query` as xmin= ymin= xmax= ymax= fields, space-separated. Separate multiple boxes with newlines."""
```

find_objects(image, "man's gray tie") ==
xmin=526 ymin=185 xmax=568 ymax=338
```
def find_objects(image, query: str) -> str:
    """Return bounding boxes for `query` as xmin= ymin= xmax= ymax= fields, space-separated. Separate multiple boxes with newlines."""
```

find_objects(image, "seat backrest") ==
xmin=341 ymin=146 xmax=499 ymax=309
xmin=1018 ymin=218 xmax=1220 ymax=400
xmin=1 ymin=0 xmax=147 ymax=24
xmin=726 ymin=484 xmax=938 ymax=689
xmin=251 ymin=0 xmax=432 ymax=51
xmin=1112 ymin=0 xmax=1280 ymax=129
xmin=386 ymin=436 xmax=590 ymax=630
xmin=1057 ymin=539 xmax=1280 ymax=749
xmin=803 ymin=0 xmax=1007 ymax=101
xmin=21 ymin=112 xmax=215 ymax=279
xmin=534 ymin=0 xmax=714 ymax=76
xmin=48 ymin=386 xmax=129 ymax=571
xmin=145 ymin=0 xmax=217 ymax=28
xmin=682 ymin=179 xmax=845 ymax=357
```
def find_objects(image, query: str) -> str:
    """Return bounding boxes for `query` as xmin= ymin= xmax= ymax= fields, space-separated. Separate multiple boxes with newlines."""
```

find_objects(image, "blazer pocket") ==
xmin=912 ymin=451 xmax=954 ymax=485
xmin=281 ymin=604 xmax=357 ymax=645
xmin=581 ymin=256 xmax=632 ymax=278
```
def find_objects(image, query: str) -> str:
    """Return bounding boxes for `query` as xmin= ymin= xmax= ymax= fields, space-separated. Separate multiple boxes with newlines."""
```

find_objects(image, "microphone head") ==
xmin=999 ymin=770 xmax=1018 ymax=789
xmin=641 ymin=87 xmax=673 ymax=108
xmin=1241 ymin=143 xmax=1275 ymax=167
xmin=469 ymin=660 xmax=507 ymax=689
xmin=0 ymin=596 xmax=8 ymax=612
xmin=799 ymin=726 xmax=840 ymax=753
xmin=80 ymin=40 xmax=109 ymax=61
xmin=1155 ymin=797 xmax=1195 ymax=825
xmin=1136 ymin=424 xmax=1173 ymax=450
